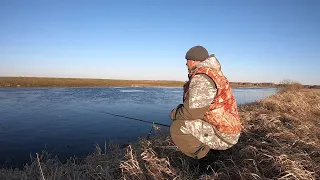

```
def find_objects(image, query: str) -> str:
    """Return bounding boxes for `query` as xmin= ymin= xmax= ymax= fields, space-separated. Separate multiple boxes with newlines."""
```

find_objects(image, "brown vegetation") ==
xmin=0 ymin=77 xmax=184 ymax=88
xmin=230 ymin=82 xmax=277 ymax=88
xmin=3 ymin=76 xmax=318 ymax=88
xmin=1 ymin=77 xmax=319 ymax=89
xmin=278 ymin=79 xmax=304 ymax=91
xmin=0 ymin=89 xmax=319 ymax=179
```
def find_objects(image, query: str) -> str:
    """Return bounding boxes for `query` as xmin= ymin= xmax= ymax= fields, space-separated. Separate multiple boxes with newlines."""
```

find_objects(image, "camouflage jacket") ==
xmin=170 ymin=57 xmax=219 ymax=121
xmin=188 ymin=62 xmax=241 ymax=134
xmin=170 ymin=56 xmax=241 ymax=149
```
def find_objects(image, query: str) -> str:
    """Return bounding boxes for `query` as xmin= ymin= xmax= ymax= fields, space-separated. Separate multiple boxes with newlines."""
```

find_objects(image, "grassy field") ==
xmin=0 ymin=76 xmax=287 ymax=88
xmin=0 ymin=77 xmax=185 ymax=88
xmin=0 ymin=77 xmax=277 ymax=88
xmin=0 ymin=88 xmax=319 ymax=179
xmin=1 ymin=77 xmax=318 ymax=89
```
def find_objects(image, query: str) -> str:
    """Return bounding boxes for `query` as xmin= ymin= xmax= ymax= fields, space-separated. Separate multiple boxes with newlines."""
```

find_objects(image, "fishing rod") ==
xmin=93 ymin=110 xmax=170 ymax=127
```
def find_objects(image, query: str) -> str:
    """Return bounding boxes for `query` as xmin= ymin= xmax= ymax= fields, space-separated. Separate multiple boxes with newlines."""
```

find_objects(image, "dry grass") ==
xmin=278 ymin=79 xmax=304 ymax=91
xmin=0 ymin=77 xmax=287 ymax=88
xmin=0 ymin=89 xmax=319 ymax=180
xmin=237 ymin=89 xmax=320 ymax=180
xmin=0 ymin=77 xmax=185 ymax=87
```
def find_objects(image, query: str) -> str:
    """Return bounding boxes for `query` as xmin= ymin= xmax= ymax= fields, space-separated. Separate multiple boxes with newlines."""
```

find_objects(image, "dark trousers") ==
xmin=170 ymin=120 xmax=210 ymax=159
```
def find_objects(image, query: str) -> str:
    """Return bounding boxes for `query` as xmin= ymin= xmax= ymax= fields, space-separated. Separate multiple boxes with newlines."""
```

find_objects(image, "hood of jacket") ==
xmin=190 ymin=56 xmax=222 ymax=74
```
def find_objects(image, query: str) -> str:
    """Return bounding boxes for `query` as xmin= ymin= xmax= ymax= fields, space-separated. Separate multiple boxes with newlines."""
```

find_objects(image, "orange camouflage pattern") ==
xmin=184 ymin=67 xmax=241 ymax=134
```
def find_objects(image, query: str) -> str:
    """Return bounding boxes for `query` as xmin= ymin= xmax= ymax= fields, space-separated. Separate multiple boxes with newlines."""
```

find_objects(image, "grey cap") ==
xmin=185 ymin=45 xmax=209 ymax=61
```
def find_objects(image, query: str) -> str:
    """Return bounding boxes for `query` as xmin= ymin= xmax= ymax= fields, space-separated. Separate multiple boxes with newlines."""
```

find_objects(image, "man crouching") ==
xmin=169 ymin=45 xmax=241 ymax=159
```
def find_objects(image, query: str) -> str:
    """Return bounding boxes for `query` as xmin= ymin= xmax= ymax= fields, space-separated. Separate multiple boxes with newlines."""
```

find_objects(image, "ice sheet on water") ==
xmin=119 ymin=89 xmax=145 ymax=93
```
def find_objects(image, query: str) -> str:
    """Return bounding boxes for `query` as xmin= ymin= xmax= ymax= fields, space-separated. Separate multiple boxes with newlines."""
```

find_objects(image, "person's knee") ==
xmin=170 ymin=120 xmax=184 ymax=135
xmin=169 ymin=120 xmax=210 ymax=159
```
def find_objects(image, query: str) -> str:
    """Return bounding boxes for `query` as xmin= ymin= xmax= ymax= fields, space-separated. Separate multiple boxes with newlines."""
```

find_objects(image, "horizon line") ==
xmin=1 ymin=76 xmax=315 ymax=85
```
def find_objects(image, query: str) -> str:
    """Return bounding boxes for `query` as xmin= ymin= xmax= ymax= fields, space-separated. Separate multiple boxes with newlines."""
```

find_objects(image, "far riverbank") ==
xmin=2 ymin=77 xmax=317 ymax=89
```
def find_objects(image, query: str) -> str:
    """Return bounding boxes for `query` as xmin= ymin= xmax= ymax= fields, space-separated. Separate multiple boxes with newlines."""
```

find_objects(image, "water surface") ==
xmin=0 ymin=87 xmax=277 ymax=167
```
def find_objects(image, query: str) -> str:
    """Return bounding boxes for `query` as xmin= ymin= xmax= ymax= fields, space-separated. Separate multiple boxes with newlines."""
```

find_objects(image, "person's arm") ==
xmin=170 ymin=74 xmax=217 ymax=120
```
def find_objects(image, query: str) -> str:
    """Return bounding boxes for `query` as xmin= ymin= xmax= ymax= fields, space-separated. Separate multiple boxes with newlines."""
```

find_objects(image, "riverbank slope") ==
xmin=0 ymin=89 xmax=319 ymax=179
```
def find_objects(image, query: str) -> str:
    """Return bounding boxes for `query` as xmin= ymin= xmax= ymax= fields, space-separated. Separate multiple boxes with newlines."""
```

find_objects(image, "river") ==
xmin=0 ymin=87 xmax=277 ymax=167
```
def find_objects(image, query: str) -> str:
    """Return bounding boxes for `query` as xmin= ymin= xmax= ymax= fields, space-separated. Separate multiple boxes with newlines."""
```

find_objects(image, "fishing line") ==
xmin=92 ymin=110 xmax=170 ymax=127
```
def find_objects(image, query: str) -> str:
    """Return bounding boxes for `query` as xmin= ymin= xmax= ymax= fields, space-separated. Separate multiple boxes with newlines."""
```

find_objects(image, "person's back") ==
xmin=170 ymin=46 xmax=241 ymax=159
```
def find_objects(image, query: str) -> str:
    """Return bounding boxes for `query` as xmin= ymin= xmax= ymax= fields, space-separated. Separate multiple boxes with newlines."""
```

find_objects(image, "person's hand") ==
xmin=169 ymin=104 xmax=183 ymax=120
xmin=169 ymin=108 xmax=176 ymax=120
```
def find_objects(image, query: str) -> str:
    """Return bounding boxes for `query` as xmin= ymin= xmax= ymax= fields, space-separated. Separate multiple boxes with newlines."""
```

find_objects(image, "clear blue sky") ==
xmin=0 ymin=0 xmax=319 ymax=85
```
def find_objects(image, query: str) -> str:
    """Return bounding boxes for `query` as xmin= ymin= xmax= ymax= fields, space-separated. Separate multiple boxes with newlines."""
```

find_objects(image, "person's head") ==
xmin=185 ymin=45 xmax=209 ymax=72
